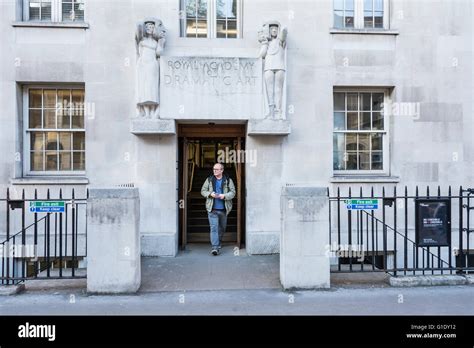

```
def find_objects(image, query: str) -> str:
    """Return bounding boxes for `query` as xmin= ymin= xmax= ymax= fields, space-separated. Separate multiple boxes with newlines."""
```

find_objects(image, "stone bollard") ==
xmin=87 ymin=188 xmax=141 ymax=293
xmin=280 ymin=186 xmax=330 ymax=289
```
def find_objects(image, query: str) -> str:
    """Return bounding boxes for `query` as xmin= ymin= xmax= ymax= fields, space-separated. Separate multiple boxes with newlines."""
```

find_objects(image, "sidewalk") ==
xmin=1 ymin=244 xmax=472 ymax=315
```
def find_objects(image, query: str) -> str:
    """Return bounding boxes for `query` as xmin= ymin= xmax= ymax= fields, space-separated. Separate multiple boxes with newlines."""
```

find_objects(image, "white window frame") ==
xmin=333 ymin=88 xmax=391 ymax=176
xmin=22 ymin=0 xmax=85 ymax=22
xmin=180 ymin=0 xmax=243 ymax=38
xmin=333 ymin=0 xmax=390 ymax=30
xmin=23 ymin=85 xmax=86 ymax=177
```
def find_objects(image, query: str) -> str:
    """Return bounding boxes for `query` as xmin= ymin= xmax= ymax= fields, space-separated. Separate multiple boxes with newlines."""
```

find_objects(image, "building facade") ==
xmin=0 ymin=0 xmax=473 ymax=260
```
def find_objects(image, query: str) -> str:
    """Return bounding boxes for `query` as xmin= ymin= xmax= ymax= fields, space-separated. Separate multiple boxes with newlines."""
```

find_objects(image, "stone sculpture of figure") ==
xmin=135 ymin=18 xmax=166 ymax=118
xmin=258 ymin=21 xmax=288 ymax=119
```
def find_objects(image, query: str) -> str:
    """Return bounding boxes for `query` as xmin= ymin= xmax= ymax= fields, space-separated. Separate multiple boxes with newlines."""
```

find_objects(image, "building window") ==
xmin=23 ymin=0 xmax=84 ymax=22
xmin=180 ymin=0 xmax=241 ymax=38
xmin=333 ymin=0 xmax=388 ymax=29
xmin=333 ymin=91 xmax=388 ymax=173
xmin=334 ymin=0 xmax=355 ymax=29
xmin=25 ymin=87 xmax=85 ymax=174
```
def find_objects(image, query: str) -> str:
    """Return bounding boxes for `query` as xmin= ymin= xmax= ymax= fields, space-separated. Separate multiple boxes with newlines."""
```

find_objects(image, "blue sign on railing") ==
xmin=29 ymin=201 xmax=65 ymax=213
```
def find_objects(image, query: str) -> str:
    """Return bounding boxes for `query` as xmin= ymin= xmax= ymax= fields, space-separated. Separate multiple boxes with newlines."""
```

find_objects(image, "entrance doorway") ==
xmin=178 ymin=124 xmax=246 ymax=249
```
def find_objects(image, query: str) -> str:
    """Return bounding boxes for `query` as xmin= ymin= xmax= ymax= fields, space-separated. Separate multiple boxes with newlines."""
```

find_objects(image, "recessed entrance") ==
xmin=178 ymin=124 xmax=246 ymax=249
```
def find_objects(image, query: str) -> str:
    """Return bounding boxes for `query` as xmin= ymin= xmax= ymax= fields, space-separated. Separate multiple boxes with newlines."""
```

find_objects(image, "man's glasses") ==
xmin=213 ymin=168 xmax=223 ymax=171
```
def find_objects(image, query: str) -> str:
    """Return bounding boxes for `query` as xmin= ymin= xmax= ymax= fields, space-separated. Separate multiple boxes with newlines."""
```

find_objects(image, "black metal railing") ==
xmin=1 ymin=188 xmax=88 ymax=285
xmin=329 ymin=186 xmax=474 ymax=276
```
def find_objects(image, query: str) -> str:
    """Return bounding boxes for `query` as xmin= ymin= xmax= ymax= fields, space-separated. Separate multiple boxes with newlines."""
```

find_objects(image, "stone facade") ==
xmin=0 ymin=0 xmax=472 ymax=258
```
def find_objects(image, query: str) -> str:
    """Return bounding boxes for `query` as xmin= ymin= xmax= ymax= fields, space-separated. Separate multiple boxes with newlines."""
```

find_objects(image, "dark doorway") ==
xmin=178 ymin=124 xmax=246 ymax=249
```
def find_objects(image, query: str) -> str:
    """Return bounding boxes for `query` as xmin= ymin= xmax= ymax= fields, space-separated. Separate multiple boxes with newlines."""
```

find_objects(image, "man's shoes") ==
xmin=211 ymin=249 xmax=219 ymax=256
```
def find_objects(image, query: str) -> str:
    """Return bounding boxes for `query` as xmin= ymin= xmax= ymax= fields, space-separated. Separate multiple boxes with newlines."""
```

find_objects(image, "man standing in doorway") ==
xmin=201 ymin=163 xmax=236 ymax=255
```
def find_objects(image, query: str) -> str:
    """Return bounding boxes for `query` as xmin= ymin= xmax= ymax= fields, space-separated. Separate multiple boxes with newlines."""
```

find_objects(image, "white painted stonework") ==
xmin=160 ymin=56 xmax=262 ymax=120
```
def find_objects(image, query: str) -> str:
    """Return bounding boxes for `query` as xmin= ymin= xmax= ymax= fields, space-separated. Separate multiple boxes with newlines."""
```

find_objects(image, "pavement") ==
xmin=0 ymin=244 xmax=473 ymax=315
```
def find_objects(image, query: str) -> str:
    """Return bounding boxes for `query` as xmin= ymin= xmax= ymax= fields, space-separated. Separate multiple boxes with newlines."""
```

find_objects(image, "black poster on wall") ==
xmin=415 ymin=199 xmax=451 ymax=247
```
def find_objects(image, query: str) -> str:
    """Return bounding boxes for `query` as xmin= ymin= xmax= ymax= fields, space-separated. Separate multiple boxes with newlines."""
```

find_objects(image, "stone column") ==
xmin=280 ymin=186 xmax=330 ymax=289
xmin=87 ymin=188 xmax=141 ymax=293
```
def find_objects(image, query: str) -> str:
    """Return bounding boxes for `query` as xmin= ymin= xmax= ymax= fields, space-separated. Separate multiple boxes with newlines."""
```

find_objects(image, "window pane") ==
xmin=364 ymin=0 xmax=373 ymax=10
xmin=43 ymin=89 xmax=56 ymax=108
xmin=217 ymin=0 xmax=236 ymax=19
xmin=30 ymin=152 xmax=44 ymax=171
xmin=371 ymin=133 xmax=383 ymax=151
xmin=59 ymin=132 xmax=71 ymax=151
xmin=347 ymin=112 xmax=358 ymax=130
xmin=334 ymin=112 xmax=346 ymax=130
xmin=196 ymin=20 xmax=208 ymax=37
xmin=371 ymin=151 xmax=383 ymax=170
xmin=374 ymin=0 xmax=383 ymax=11
xmin=59 ymin=152 xmax=72 ymax=170
xmin=62 ymin=2 xmax=73 ymax=21
xmin=186 ymin=19 xmax=197 ymax=37
xmin=74 ymin=1 xmax=85 ymax=21
xmin=334 ymin=0 xmax=344 ymax=11
xmin=44 ymin=109 xmax=56 ymax=129
xmin=347 ymin=153 xmax=358 ymax=170
xmin=29 ymin=89 xmax=42 ymax=108
xmin=347 ymin=93 xmax=358 ymax=111
xmin=361 ymin=112 xmax=371 ymax=130
xmin=30 ymin=132 xmax=44 ymax=151
xmin=358 ymin=134 xmax=370 ymax=151
xmin=45 ymin=151 xmax=58 ymax=171
xmin=57 ymin=108 xmax=71 ymax=129
xmin=345 ymin=12 xmax=354 ymax=28
xmin=29 ymin=1 xmax=41 ymax=20
xmin=216 ymin=19 xmax=227 ymax=38
xmin=334 ymin=11 xmax=344 ymax=28
xmin=334 ymin=93 xmax=345 ymax=111
xmin=41 ymin=1 xmax=52 ymax=20
xmin=372 ymin=93 xmax=384 ymax=110
xmin=346 ymin=134 xmax=357 ymax=151
xmin=364 ymin=14 xmax=373 ymax=28
xmin=333 ymin=133 xmax=345 ymax=153
xmin=374 ymin=13 xmax=383 ymax=28
xmin=73 ymin=152 xmax=85 ymax=170
xmin=197 ymin=0 xmax=207 ymax=18
xmin=372 ymin=112 xmax=384 ymax=130
xmin=57 ymin=90 xmax=70 ymax=108
xmin=226 ymin=20 xmax=237 ymax=38
xmin=333 ymin=152 xmax=345 ymax=170
xmin=72 ymin=89 xmax=84 ymax=105
xmin=72 ymin=115 xmax=84 ymax=129
xmin=29 ymin=109 xmax=42 ymax=128
xmin=361 ymin=93 xmax=371 ymax=111
xmin=359 ymin=152 xmax=370 ymax=170
xmin=73 ymin=132 xmax=85 ymax=151
xmin=345 ymin=0 xmax=354 ymax=10
xmin=45 ymin=132 xmax=58 ymax=150
xmin=185 ymin=0 xmax=196 ymax=16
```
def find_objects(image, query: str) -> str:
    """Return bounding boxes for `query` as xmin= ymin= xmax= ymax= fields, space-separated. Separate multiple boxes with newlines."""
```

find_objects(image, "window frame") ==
xmin=23 ymin=85 xmax=86 ymax=177
xmin=22 ymin=0 xmax=85 ymax=22
xmin=332 ymin=88 xmax=391 ymax=176
xmin=180 ymin=0 xmax=243 ymax=39
xmin=333 ymin=0 xmax=390 ymax=30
